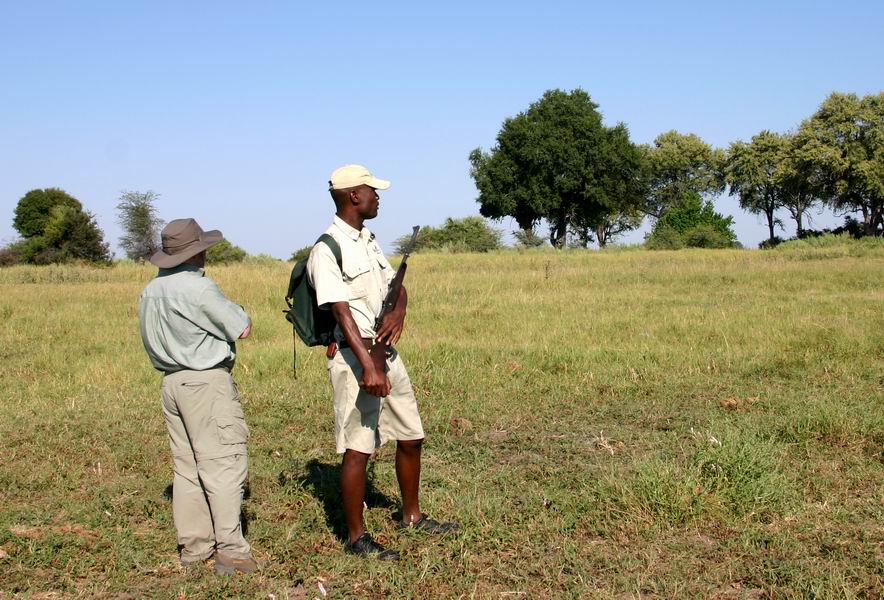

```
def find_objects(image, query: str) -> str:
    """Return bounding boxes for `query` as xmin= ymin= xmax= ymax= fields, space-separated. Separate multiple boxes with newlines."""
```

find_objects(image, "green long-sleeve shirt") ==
xmin=139 ymin=264 xmax=250 ymax=373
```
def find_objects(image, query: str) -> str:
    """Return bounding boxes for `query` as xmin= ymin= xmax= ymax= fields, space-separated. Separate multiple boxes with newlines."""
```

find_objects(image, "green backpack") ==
xmin=284 ymin=234 xmax=342 ymax=347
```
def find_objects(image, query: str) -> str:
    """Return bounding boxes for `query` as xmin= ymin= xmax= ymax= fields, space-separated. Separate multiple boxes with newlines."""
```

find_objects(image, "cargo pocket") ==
xmin=215 ymin=415 xmax=250 ymax=445
xmin=213 ymin=389 xmax=250 ymax=446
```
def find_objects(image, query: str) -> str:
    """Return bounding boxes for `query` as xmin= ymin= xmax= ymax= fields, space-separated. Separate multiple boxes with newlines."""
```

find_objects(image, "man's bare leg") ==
xmin=341 ymin=449 xmax=370 ymax=543
xmin=396 ymin=439 xmax=424 ymax=524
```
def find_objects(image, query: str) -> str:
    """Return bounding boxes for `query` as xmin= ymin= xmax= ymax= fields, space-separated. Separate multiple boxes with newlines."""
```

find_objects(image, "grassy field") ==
xmin=1 ymin=240 xmax=882 ymax=598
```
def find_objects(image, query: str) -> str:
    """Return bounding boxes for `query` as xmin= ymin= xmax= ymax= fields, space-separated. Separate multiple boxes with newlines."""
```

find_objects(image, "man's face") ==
xmin=352 ymin=185 xmax=380 ymax=220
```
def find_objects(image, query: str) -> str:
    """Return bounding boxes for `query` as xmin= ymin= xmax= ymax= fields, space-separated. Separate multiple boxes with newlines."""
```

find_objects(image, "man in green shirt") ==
xmin=139 ymin=218 xmax=258 ymax=575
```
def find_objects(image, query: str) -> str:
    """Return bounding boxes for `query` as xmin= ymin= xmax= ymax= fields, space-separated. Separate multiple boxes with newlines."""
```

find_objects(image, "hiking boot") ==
xmin=344 ymin=533 xmax=400 ymax=561
xmin=214 ymin=552 xmax=260 ymax=575
xmin=396 ymin=513 xmax=459 ymax=534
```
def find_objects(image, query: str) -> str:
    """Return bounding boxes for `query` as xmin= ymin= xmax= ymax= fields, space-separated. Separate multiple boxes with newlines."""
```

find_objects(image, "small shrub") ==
xmin=0 ymin=240 xmax=27 ymax=267
xmin=759 ymin=236 xmax=784 ymax=249
xmin=394 ymin=216 xmax=502 ymax=254
xmin=644 ymin=224 xmax=685 ymax=250
xmin=207 ymin=239 xmax=247 ymax=264
xmin=513 ymin=228 xmax=546 ymax=248
xmin=247 ymin=253 xmax=280 ymax=263
xmin=778 ymin=233 xmax=852 ymax=249
xmin=646 ymin=192 xmax=737 ymax=249
xmin=290 ymin=245 xmax=312 ymax=263
xmin=683 ymin=224 xmax=733 ymax=248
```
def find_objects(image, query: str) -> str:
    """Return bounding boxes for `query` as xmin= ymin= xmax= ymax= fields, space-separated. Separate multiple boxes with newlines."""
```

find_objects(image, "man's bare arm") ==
xmin=330 ymin=302 xmax=391 ymax=397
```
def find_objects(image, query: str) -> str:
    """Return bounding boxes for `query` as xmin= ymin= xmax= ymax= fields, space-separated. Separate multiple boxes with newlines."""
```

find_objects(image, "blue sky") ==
xmin=1 ymin=1 xmax=882 ymax=255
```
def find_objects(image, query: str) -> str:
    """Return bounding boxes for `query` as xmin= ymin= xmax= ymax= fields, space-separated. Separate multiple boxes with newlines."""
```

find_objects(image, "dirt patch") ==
xmin=711 ymin=582 xmax=766 ymax=599
xmin=719 ymin=397 xmax=760 ymax=411
xmin=450 ymin=417 xmax=473 ymax=436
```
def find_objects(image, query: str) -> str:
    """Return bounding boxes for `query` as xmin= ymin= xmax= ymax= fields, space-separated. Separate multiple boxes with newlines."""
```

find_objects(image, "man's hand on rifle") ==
xmin=375 ymin=286 xmax=407 ymax=346
xmin=375 ymin=306 xmax=405 ymax=346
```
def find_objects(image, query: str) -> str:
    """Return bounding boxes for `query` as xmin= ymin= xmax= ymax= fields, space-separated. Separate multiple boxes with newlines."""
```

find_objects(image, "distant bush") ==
xmin=207 ymin=239 xmax=247 ymax=264
xmin=0 ymin=240 xmax=27 ymax=267
xmin=646 ymin=192 xmax=737 ymax=250
xmin=772 ymin=233 xmax=884 ymax=259
xmin=644 ymin=224 xmax=685 ymax=250
xmin=683 ymin=224 xmax=733 ymax=249
xmin=766 ymin=217 xmax=873 ymax=250
xmin=832 ymin=216 xmax=867 ymax=238
xmin=758 ymin=236 xmax=784 ymax=249
xmin=394 ymin=216 xmax=502 ymax=254
xmin=245 ymin=253 xmax=281 ymax=265
xmin=513 ymin=228 xmax=547 ymax=248
xmin=290 ymin=245 xmax=312 ymax=263
xmin=775 ymin=233 xmax=882 ymax=250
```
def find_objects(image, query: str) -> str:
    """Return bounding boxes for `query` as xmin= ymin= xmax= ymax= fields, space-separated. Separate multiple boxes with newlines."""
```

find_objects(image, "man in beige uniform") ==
xmin=139 ymin=218 xmax=259 ymax=575
xmin=307 ymin=165 xmax=457 ymax=560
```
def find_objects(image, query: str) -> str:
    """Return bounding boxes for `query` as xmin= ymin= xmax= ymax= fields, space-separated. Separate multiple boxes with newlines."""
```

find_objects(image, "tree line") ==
xmin=3 ymin=89 xmax=879 ymax=265
xmin=470 ymin=89 xmax=883 ymax=248
xmin=0 ymin=189 xmax=250 ymax=266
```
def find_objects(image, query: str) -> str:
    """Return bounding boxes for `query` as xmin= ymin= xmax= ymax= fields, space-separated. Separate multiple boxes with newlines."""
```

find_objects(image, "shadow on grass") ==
xmin=280 ymin=458 xmax=397 ymax=540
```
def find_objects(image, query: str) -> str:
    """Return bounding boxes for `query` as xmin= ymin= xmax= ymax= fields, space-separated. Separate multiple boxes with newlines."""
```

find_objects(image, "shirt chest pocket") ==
xmin=342 ymin=260 xmax=372 ymax=300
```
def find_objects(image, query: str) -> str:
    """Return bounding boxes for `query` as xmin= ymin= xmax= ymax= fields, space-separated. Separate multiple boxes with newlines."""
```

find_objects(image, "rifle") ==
xmin=369 ymin=225 xmax=420 ymax=375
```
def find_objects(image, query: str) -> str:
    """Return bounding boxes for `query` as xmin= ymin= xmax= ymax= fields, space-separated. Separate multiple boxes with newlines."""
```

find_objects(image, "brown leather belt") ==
xmin=337 ymin=337 xmax=374 ymax=350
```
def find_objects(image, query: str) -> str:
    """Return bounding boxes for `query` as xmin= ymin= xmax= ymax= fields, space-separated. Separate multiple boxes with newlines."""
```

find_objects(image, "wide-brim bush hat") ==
xmin=150 ymin=218 xmax=224 ymax=268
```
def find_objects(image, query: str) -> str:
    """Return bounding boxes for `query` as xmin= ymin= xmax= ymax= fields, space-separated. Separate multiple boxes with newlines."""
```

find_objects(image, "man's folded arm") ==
xmin=196 ymin=282 xmax=251 ymax=341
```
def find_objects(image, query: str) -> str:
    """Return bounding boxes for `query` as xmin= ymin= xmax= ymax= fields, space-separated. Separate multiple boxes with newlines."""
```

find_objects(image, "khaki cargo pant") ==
xmin=161 ymin=368 xmax=251 ymax=562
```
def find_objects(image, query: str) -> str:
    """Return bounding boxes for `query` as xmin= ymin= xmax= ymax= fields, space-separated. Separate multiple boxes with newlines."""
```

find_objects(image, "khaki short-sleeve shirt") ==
xmin=306 ymin=216 xmax=394 ymax=340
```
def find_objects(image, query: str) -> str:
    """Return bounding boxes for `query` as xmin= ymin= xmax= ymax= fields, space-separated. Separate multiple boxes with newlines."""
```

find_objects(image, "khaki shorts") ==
xmin=328 ymin=348 xmax=425 ymax=454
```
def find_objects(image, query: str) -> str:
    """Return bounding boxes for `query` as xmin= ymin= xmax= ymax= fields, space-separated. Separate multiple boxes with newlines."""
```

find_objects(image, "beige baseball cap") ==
xmin=328 ymin=164 xmax=391 ymax=191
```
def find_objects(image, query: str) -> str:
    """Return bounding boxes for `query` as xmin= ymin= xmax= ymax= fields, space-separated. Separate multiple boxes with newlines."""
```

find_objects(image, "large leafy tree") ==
xmin=776 ymin=129 xmax=825 ymax=237
xmin=13 ymin=188 xmax=82 ymax=238
xmin=40 ymin=204 xmax=112 ymax=264
xmin=726 ymin=131 xmax=787 ymax=244
xmin=800 ymin=92 xmax=884 ymax=236
xmin=642 ymin=131 xmax=725 ymax=219
xmin=116 ymin=190 xmax=164 ymax=261
xmin=7 ymin=188 xmax=111 ymax=264
xmin=469 ymin=89 xmax=646 ymax=248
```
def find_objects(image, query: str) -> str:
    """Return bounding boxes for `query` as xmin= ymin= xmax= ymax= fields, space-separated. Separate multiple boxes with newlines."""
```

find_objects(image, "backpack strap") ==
xmin=316 ymin=233 xmax=342 ymax=271
xmin=285 ymin=234 xmax=343 ymax=306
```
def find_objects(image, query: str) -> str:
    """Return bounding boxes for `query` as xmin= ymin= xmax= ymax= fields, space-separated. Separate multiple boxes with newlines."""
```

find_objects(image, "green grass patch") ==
xmin=1 ymin=246 xmax=882 ymax=597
